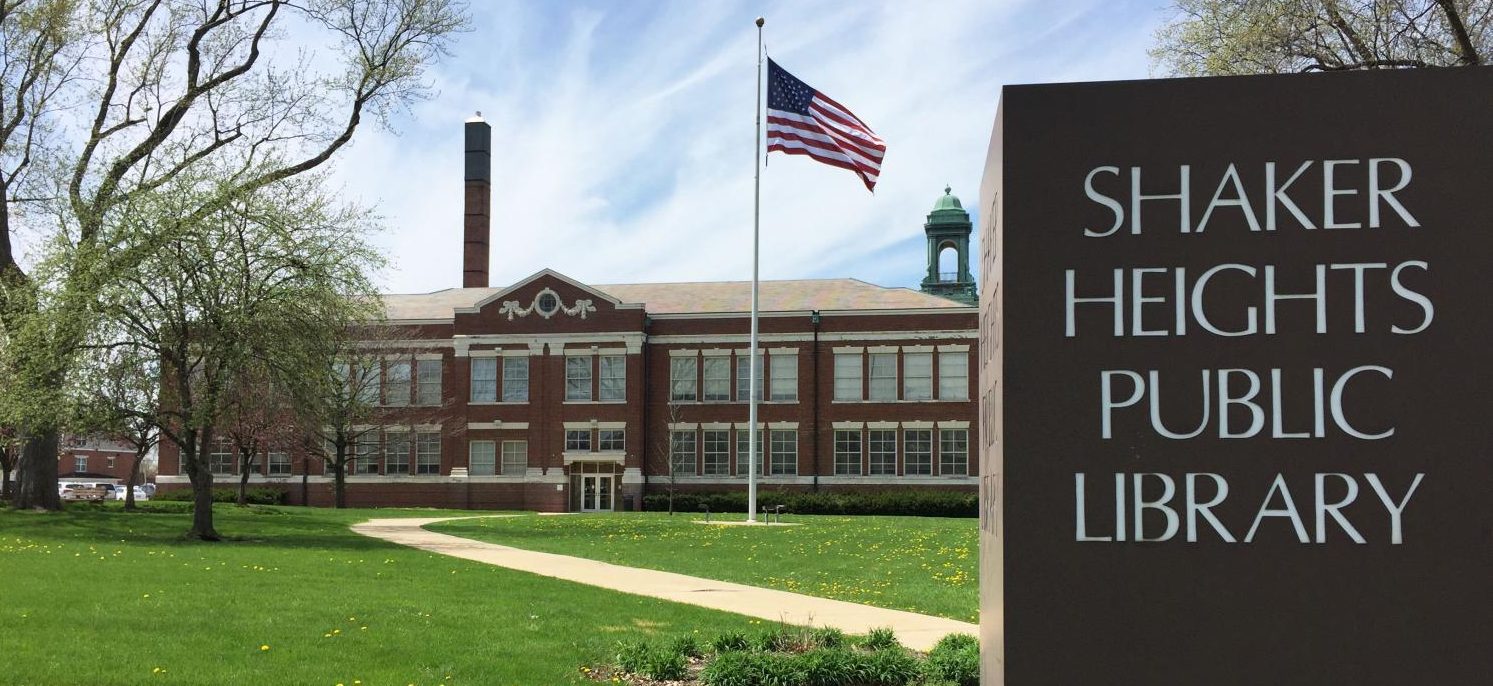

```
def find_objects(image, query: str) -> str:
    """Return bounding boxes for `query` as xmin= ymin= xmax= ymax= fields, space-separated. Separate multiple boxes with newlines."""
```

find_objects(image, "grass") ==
xmin=429 ymin=512 xmax=978 ymax=622
xmin=0 ymin=502 xmax=777 ymax=685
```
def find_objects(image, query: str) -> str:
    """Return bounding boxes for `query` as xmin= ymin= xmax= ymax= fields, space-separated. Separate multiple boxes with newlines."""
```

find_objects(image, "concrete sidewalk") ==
xmin=351 ymin=516 xmax=977 ymax=652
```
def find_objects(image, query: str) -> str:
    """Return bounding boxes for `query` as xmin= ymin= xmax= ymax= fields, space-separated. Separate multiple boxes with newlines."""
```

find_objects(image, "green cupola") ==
xmin=919 ymin=186 xmax=977 ymax=305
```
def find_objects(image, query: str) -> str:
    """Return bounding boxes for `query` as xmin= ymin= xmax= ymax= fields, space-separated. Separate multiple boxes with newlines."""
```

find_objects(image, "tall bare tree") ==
xmin=1 ymin=0 xmax=467 ymax=510
xmin=1153 ymin=0 xmax=1489 ymax=75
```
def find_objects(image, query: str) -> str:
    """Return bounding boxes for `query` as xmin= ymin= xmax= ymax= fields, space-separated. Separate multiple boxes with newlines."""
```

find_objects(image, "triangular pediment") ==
xmin=455 ymin=268 xmax=639 ymax=314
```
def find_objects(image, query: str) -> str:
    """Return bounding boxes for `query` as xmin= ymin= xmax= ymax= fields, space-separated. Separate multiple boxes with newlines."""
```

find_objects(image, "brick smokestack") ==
xmin=463 ymin=113 xmax=491 ymax=288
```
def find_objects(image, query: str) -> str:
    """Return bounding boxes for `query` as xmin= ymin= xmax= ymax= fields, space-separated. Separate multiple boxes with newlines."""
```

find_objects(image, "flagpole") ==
xmin=747 ymin=16 xmax=764 ymax=524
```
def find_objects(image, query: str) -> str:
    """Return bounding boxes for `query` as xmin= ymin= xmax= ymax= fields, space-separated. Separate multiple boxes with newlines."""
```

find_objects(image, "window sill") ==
xmin=830 ymin=398 xmax=970 ymax=404
xmin=467 ymin=401 xmax=530 ymax=406
xmin=563 ymin=400 xmax=628 ymax=405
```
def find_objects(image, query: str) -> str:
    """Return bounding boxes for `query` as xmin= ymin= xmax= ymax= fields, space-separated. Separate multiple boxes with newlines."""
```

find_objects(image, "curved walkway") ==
xmin=352 ymin=516 xmax=977 ymax=652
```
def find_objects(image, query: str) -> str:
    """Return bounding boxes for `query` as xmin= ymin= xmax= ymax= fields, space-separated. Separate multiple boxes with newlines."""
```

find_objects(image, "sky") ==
xmin=332 ymin=0 xmax=1171 ymax=295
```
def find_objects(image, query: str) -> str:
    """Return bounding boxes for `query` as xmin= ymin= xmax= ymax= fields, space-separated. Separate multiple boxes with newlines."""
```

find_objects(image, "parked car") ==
xmin=111 ymin=486 xmax=152 ymax=501
xmin=59 ymin=483 xmax=111 ymax=501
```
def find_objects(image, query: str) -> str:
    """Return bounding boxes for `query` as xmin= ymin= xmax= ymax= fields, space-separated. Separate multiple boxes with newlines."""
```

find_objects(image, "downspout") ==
xmin=640 ymin=316 xmax=651 ymax=507
xmin=811 ymin=310 xmax=821 ymax=492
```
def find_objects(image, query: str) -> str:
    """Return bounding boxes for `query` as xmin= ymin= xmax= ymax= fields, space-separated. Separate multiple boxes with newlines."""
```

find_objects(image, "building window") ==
xmin=834 ymin=430 xmax=862 ymax=475
xmin=670 ymin=430 xmax=696 ymax=475
xmin=598 ymin=429 xmax=625 ymax=452
xmin=565 ymin=356 xmax=592 ymax=401
xmin=834 ymin=353 xmax=862 ymax=401
xmin=940 ymin=429 xmax=969 ymax=475
xmin=702 ymin=357 xmax=731 ymax=401
xmin=868 ymin=429 xmax=897 ymax=475
xmin=904 ymin=352 xmax=933 ymax=401
xmin=267 ymin=452 xmax=291 ymax=476
xmin=106 ymin=456 xmax=116 ymax=469
xmin=208 ymin=442 xmax=234 ymax=475
xmin=470 ymin=358 xmax=498 ymax=403
xmin=74 ymin=455 xmax=88 ymax=473
xmin=565 ymin=430 xmax=591 ymax=452
xmin=735 ymin=353 xmax=763 ymax=402
xmin=468 ymin=440 xmax=496 ymax=476
xmin=769 ymin=355 xmax=797 ymax=401
xmin=353 ymin=361 xmax=381 ymax=406
xmin=501 ymin=441 xmax=527 ymax=476
xmin=939 ymin=352 xmax=969 ymax=400
xmin=415 ymin=432 xmax=441 ymax=474
xmin=599 ymin=355 xmax=626 ymax=401
xmin=670 ymin=356 xmax=698 ymax=401
xmin=868 ymin=353 xmax=898 ymax=401
xmin=769 ymin=430 xmax=797 ymax=475
xmin=735 ymin=429 xmax=764 ymax=476
xmin=703 ymin=430 xmax=730 ymax=475
xmin=416 ymin=358 xmax=441 ymax=406
xmin=904 ymin=429 xmax=933 ymax=475
xmin=502 ymin=356 xmax=529 ymax=402
xmin=383 ymin=359 xmax=411 ymax=406
xmin=355 ymin=433 xmax=380 ymax=474
xmin=384 ymin=432 xmax=411 ymax=475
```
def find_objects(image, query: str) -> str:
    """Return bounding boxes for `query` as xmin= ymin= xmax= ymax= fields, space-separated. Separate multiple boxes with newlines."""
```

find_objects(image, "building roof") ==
xmin=381 ymin=277 xmax=970 ymax=321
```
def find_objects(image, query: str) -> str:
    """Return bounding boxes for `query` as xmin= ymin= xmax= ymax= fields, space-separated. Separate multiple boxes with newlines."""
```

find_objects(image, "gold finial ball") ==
xmin=755 ymin=17 xmax=765 ymax=27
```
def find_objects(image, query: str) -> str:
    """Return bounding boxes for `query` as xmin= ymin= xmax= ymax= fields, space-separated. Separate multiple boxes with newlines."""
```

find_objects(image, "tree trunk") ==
xmin=124 ymin=451 xmax=145 ymax=512
xmin=333 ymin=461 xmax=346 ymax=509
xmin=1 ymin=465 xmax=11 ymax=501
xmin=300 ymin=459 xmax=309 ymax=506
xmin=184 ymin=431 xmax=219 ymax=540
xmin=14 ymin=430 xmax=61 ymax=510
xmin=237 ymin=460 xmax=250 ymax=506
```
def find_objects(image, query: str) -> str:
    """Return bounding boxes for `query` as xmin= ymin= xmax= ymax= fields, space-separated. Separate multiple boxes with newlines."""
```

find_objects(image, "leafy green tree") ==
xmin=72 ymin=340 xmax=161 ymax=511
xmin=95 ymin=171 xmax=382 ymax=539
xmin=0 ymin=0 xmax=467 ymax=511
xmin=1153 ymin=0 xmax=1489 ymax=75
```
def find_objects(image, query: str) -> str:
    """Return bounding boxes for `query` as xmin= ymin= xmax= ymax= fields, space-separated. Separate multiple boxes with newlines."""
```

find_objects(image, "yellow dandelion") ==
xmin=260 ymin=645 xmax=270 ymax=651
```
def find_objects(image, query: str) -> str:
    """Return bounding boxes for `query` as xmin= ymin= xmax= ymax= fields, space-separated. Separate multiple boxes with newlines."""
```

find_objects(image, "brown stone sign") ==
xmin=977 ymin=67 xmax=1493 ymax=684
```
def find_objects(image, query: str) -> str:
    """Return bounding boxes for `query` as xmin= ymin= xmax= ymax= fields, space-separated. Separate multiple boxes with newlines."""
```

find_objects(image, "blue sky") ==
xmin=334 ymin=0 xmax=1169 ymax=294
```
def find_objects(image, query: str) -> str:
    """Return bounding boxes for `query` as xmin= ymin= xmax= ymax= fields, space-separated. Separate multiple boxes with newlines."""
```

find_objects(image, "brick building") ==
xmin=157 ymin=118 xmax=978 ymax=511
xmin=58 ymin=436 xmax=142 ymax=482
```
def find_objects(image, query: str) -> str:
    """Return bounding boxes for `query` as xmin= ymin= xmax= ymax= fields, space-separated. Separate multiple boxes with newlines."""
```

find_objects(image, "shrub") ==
xmin=860 ymin=649 xmax=920 ymax=685
xmin=808 ymin=627 xmax=847 ymax=650
xmin=709 ymin=631 xmax=751 ymax=653
xmin=752 ymin=627 xmax=795 ymax=652
xmin=700 ymin=651 xmax=805 ymax=686
xmin=615 ymin=640 xmax=687 ymax=680
xmin=615 ymin=639 xmax=652 ymax=674
xmin=154 ymin=487 xmax=287 ymax=505
xmin=670 ymin=632 xmax=704 ymax=659
xmin=922 ymin=634 xmax=979 ymax=686
xmin=796 ymin=648 xmax=862 ymax=686
xmin=642 ymin=490 xmax=976 ymax=518
xmin=859 ymin=628 xmax=900 ymax=652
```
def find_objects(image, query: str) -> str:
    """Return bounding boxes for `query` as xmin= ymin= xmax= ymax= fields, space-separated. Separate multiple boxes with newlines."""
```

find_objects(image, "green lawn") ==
xmin=429 ymin=512 xmax=978 ymax=623
xmin=0 ymin=503 xmax=775 ymax=686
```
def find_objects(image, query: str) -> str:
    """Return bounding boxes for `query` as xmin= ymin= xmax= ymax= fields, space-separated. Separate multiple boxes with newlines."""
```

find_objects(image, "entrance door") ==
xmin=581 ymin=475 xmax=614 ymax=512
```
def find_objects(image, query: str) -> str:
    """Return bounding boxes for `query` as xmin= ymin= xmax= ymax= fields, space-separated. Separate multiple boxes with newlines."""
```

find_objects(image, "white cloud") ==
xmin=330 ymin=0 xmax=1167 ymax=294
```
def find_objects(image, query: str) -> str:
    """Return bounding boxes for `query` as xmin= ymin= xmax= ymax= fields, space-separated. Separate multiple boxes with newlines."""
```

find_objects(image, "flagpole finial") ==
xmin=755 ymin=16 xmax=764 ymax=27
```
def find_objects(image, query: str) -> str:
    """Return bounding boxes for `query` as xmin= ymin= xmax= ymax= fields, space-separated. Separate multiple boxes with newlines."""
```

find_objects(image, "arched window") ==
xmin=937 ymin=243 xmax=960 ymax=281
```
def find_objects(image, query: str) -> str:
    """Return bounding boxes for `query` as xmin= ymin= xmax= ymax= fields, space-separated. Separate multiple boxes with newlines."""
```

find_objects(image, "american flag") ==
xmin=766 ymin=58 xmax=886 ymax=192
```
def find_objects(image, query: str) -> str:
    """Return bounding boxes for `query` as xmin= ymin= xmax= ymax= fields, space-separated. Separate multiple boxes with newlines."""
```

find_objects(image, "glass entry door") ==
xmin=581 ymin=475 xmax=614 ymax=512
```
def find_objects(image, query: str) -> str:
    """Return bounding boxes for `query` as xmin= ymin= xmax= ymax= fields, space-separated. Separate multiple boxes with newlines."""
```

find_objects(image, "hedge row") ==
xmin=154 ymin=487 xmax=287 ymax=505
xmin=642 ymin=490 xmax=976 ymax=518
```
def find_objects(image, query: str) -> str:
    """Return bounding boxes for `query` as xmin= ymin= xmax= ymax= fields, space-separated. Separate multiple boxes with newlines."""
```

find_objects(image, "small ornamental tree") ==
xmin=219 ymin=362 xmax=298 ymax=506
xmin=76 ymin=342 xmax=161 ymax=512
